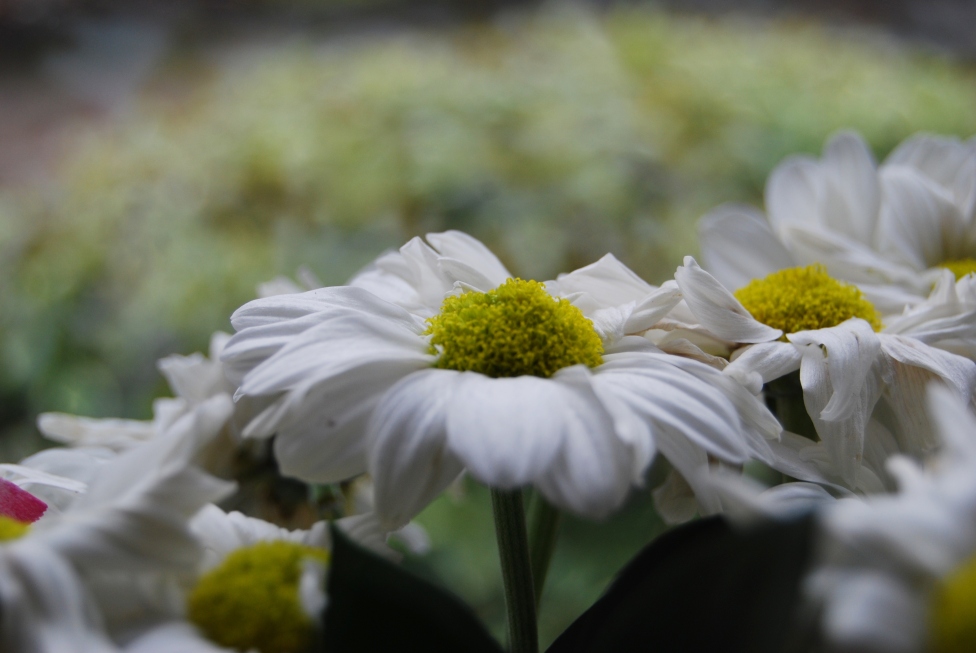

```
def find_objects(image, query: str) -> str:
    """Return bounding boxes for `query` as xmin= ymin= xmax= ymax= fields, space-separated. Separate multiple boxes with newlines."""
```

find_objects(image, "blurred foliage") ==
xmin=1 ymin=5 xmax=975 ymax=642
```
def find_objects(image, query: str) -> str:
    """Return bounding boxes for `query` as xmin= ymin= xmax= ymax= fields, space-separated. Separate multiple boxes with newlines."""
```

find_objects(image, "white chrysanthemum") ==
xmin=38 ymin=332 xmax=239 ymax=453
xmin=699 ymin=131 xmax=976 ymax=314
xmin=672 ymin=256 xmax=976 ymax=491
xmin=112 ymin=504 xmax=388 ymax=653
xmin=0 ymin=395 xmax=235 ymax=653
xmin=808 ymin=386 xmax=976 ymax=653
xmin=222 ymin=231 xmax=782 ymax=527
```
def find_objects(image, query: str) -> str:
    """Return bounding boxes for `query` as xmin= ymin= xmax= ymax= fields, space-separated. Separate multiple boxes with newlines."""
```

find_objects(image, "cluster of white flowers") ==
xmin=1 ymin=131 xmax=975 ymax=652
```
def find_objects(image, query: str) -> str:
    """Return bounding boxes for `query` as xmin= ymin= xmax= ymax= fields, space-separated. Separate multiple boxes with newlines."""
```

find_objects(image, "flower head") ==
xmin=187 ymin=540 xmax=328 ymax=653
xmin=223 ymin=231 xmax=781 ymax=527
xmin=809 ymin=386 xmax=976 ymax=653
xmin=699 ymin=131 xmax=976 ymax=315
xmin=673 ymin=255 xmax=976 ymax=490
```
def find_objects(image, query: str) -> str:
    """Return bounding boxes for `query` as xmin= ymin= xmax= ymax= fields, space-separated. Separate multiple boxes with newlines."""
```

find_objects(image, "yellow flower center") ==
xmin=930 ymin=553 xmax=976 ymax=653
xmin=187 ymin=541 xmax=330 ymax=653
xmin=0 ymin=515 xmax=29 ymax=542
xmin=734 ymin=265 xmax=882 ymax=334
xmin=942 ymin=259 xmax=976 ymax=280
xmin=425 ymin=278 xmax=604 ymax=378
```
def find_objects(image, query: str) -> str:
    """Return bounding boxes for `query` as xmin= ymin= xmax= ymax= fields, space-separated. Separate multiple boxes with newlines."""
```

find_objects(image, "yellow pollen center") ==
xmin=0 ymin=515 xmax=29 ymax=542
xmin=425 ymin=278 xmax=604 ymax=378
xmin=942 ymin=259 xmax=976 ymax=280
xmin=733 ymin=265 xmax=882 ymax=334
xmin=930 ymin=553 xmax=976 ymax=653
xmin=187 ymin=541 xmax=329 ymax=653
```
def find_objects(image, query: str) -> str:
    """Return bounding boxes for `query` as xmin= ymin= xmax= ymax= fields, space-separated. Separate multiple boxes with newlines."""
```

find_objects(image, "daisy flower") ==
xmin=672 ymin=256 xmax=976 ymax=491
xmin=808 ymin=386 xmax=976 ymax=653
xmin=111 ymin=504 xmax=387 ymax=653
xmin=698 ymin=131 xmax=976 ymax=314
xmin=38 ymin=332 xmax=239 ymax=453
xmin=222 ymin=231 xmax=782 ymax=528
xmin=0 ymin=395 xmax=234 ymax=652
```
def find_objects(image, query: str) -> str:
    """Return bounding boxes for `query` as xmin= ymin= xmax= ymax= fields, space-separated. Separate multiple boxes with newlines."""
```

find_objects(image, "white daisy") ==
xmin=222 ymin=231 xmax=782 ymax=528
xmin=38 ymin=332 xmax=239 ymax=452
xmin=0 ymin=395 xmax=235 ymax=652
xmin=672 ymin=256 xmax=976 ymax=490
xmin=808 ymin=385 xmax=976 ymax=653
xmin=111 ymin=504 xmax=387 ymax=653
xmin=698 ymin=131 xmax=976 ymax=314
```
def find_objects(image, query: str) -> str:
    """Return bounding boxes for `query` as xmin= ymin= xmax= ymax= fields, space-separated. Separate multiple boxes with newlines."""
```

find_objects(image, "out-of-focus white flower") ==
xmin=672 ymin=256 xmax=976 ymax=491
xmin=38 ymin=332 xmax=239 ymax=453
xmin=0 ymin=395 xmax=235 ymax=652
xmin=115 ymin=504 xmax=388 ymax=653
xmin=222 ymin=231 xmax=782 ymax=528
xmin=808 ymin=386 xmax=976 ymax=653
xmin=699 ymin=131 xmax=976 ymax=315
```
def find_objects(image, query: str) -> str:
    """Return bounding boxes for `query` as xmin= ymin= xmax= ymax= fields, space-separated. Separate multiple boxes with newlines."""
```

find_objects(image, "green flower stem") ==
xmin=527 ymin=494 xmax=561 ymax=609
xmin=491 ymin=488 xmax=538 ymax=653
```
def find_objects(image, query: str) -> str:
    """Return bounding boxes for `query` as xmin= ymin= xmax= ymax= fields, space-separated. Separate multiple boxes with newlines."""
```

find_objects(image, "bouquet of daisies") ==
xmin=2 ymin=131 xmax=975 ymax=653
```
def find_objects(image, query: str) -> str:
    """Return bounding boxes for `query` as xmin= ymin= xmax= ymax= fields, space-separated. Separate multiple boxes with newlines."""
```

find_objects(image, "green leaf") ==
xmin=321 ymin=523 xmax=504 ymax=653
xmin=546 ymin=515 xmax=816 ymax=653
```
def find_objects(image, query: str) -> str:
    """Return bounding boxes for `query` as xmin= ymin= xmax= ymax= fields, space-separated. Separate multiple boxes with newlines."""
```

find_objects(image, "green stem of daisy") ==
xmin=765 ymin=371 xmax=817 ymax=441
xmin=527 ymin=494 xmax=561 ymax=609
xmin=491 ymin=488 xmax=538 ymax=653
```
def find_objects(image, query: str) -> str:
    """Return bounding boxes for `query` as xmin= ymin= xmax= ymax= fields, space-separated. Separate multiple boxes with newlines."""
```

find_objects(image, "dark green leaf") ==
xmin=546 ymin=515 xmax=816 ymax=653
xmin=321 ymin=523 xmax=504 ymax=653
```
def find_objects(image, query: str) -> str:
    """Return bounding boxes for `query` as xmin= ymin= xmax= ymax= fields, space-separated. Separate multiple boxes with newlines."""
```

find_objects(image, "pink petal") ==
xmin=0 ymin=477 xmax=47 ymax=523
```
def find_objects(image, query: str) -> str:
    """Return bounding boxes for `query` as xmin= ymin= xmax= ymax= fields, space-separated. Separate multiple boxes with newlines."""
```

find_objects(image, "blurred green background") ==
xmin=1 ymin=3 xmax=975 ymax=646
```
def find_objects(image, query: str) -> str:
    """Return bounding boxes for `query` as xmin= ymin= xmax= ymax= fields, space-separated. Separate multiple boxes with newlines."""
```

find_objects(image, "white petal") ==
xmin=820 ymin=131 xmax=880 ymax=244
xmin=123 ymin=621 xmax=232 ymax=653
xmin=299 ymin=558 xmax=328 ymax=620
xmin=876 ymin=166 xmax=966 ymax=269
xmin=697 ymin=203 xmax=795 ymax=291
xmin=651 ymin=469 xmax=699 ymax=525
xmin=783 ymin=223 xmax=929 ymax=294
xmin=370 ymin=369 xmax=465 ymax=529
xmin=674 ymin=257 xmax=782 ymax=343
xmin=652 ymin=433 xmax=722 ymax=516
xmin=37 ymin=413 xmax=155 ymax=451
xmin=531 ymin=366 xmax=637 ymax=519
xmin=886 ymin=132 xmax=976 ymax=218
xmin=254 ymin=358 xmax=427 ymax=482
xmin=0 ymin=546 xmax=119 ymax=653
xmin=724 ymin=341 xmax=802 ymax=395
xmin=40 ymin=396 xmax=235 ymax=571
xmin=928 ymin=384 xmax=976 ymax=461
xmin=792 ymin=323 xmax=882 ymax=485
xmin=157 ymin=350 xmax=228 ymax=405
xmin=596 ymin=354 xmax=758 ymax=463
xmin=623 ymin=281 xmax=683 ymax=335
xmin=223 ymin=286 xmax=427 ymax=386
xmin=426 ymin=230 xmax=511 ymax=289
xmin=545 ymin=253 xmax=658 ymax=312
xmin=335 ymin=512 xmax=396 ymax=559
xmin=348 ymin=248 xmax=431 ymax=315
xmin=820 ymin=572 xmax=925 ymax=653
xmin=765 ymin=155 xmax=823 ymax=233
xmin=878 ymin=335 xmax=976 ymax=453
xmin=235 ymin=306 xmax=430 ymax=398
xmin=790 ymin=319 xmax=881 ymax=422
xmin=445 ymin=374 xmax=572 ymax=489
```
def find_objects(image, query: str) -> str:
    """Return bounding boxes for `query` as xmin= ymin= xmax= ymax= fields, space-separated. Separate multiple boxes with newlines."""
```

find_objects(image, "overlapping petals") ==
xmin=223 ymin=232 xmax=783 ymax=527
xmin=673 ymin=256 xmax=976 ymax=488
xmin=0 ymin=396 xmax=235 ymax=652
xmin=808 ymin=387 xmax=976 ymax=653
xmin=699 ymin=131 xmax=976 ymax=313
